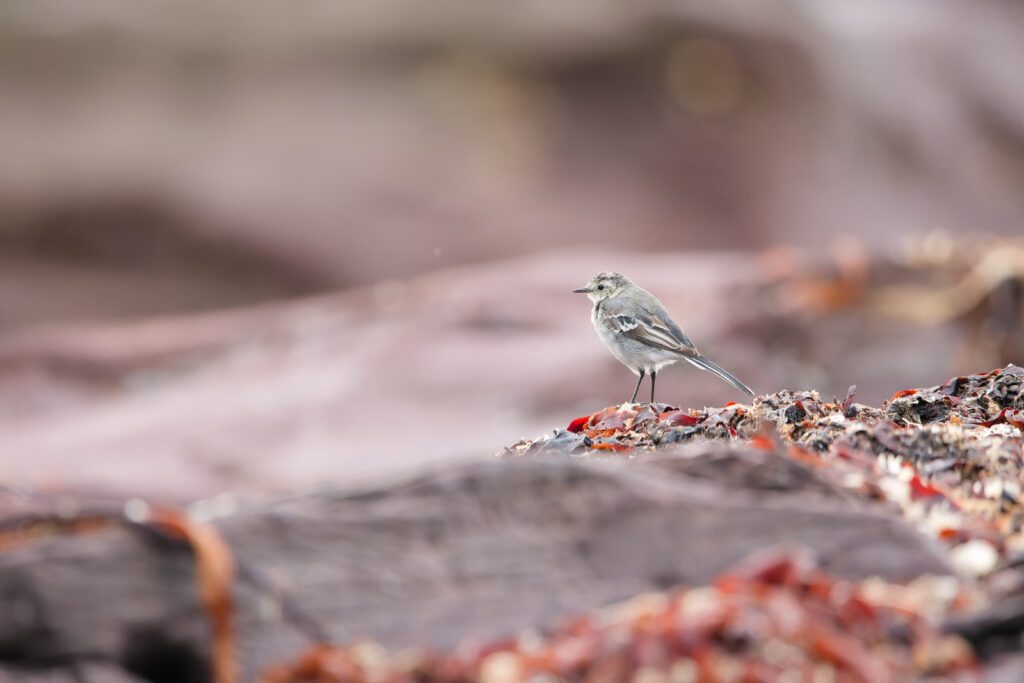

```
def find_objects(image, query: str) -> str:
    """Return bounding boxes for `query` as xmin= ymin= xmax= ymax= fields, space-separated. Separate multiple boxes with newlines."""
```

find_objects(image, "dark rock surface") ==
xmin=0 ymin=452 xmax=950 ymax=680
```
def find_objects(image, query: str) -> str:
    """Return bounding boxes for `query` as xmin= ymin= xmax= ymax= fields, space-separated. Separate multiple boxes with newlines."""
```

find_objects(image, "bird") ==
xmin=573 ymin=271 xmax=754 ymax=404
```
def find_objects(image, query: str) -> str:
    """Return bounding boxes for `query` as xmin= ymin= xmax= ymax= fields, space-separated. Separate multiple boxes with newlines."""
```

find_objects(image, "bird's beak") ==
xmin=572 ymin=287 xmax=590 ymax=294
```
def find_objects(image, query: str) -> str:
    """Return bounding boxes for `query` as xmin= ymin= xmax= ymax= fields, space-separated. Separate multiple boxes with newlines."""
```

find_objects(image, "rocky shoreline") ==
xmin=1 ymin=366 xmax=1023 ymax=680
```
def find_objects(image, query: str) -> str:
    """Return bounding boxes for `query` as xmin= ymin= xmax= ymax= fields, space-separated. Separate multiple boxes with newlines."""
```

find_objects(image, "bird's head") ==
xmin=572 ymin=272 xmax=633 ymax=303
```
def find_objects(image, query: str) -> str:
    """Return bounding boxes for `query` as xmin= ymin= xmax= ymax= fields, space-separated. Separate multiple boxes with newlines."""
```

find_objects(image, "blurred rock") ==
xmin=1 ymin=244 xmax=1020 ymax=501
xmin=0 ymin=250 xmax=767 ymax=500
xmin=1 ymin=0 xmax=1023 ymax=328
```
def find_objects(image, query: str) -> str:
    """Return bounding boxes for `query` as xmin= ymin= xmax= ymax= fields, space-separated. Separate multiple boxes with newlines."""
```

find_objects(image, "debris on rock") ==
xmin=505 ymin=365 xmax=1024 ymax=566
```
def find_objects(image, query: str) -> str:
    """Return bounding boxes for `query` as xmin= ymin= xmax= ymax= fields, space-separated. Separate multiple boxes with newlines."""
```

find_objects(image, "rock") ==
xmin=0 ymin=453 xmax=950 ymax=680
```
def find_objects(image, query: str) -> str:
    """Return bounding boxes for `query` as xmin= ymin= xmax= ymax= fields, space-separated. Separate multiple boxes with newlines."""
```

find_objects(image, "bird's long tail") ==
xmin=687 ymin=355 xmax=755 ymax=396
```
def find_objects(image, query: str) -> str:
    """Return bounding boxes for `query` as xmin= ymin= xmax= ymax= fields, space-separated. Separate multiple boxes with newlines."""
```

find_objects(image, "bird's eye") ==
xmin=597 ymin=284 xmax=604 ymax=291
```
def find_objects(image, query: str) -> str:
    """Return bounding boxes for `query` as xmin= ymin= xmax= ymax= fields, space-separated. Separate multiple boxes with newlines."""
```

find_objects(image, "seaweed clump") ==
xmin=504 ymin=365 xmax=1024 ymax=569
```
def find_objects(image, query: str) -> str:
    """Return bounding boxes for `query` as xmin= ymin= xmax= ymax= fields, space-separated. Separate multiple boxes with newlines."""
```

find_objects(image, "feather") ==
xmin=686 ymin=355 xmax=755 ymax=396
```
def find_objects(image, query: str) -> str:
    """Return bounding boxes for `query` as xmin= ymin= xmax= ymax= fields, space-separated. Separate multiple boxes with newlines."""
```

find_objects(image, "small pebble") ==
xmin=949 ymin=539 xmax=999 ymax=577
xmin=480 ymin=652 xmax=522 ymax=683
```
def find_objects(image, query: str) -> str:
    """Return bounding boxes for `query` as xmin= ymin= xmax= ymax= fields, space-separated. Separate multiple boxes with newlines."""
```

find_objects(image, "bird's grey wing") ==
xmin=601 ymin=293 xmax=754 ymax=396
xmin=600 ymin=298 xmax=698 ymax=356
xmin=639 ymin=301 xmax=697 ymax=351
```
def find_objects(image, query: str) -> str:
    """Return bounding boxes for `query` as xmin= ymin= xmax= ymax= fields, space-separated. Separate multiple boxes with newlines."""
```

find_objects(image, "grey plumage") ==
xmin=573 ymin=271 xmax=754 ymax=403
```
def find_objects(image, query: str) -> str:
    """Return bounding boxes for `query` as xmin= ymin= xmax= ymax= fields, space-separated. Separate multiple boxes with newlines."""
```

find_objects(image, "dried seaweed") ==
xmin=506 ymin=365 xmax=1024 ymax=572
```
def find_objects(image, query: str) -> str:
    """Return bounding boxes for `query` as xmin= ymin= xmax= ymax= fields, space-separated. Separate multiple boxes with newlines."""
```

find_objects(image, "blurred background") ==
xmin=0 ymin=0 xmax=1022 ymax=501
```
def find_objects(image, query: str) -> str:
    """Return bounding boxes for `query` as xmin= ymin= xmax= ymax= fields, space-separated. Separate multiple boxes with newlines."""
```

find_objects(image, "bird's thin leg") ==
xmin=650 ymin=370 xmax=657 ymax=404
xmin=629 ymin=369 xmax=646 ymax=404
